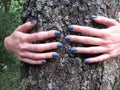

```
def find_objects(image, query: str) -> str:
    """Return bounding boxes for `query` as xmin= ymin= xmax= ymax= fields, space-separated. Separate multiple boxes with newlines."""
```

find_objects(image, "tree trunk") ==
xmin=20 ymin=0 xmax=120 ymax=90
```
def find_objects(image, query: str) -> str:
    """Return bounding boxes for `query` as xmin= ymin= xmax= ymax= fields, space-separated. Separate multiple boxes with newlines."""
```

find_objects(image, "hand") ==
xmin=65 ymin=15 xmax=120 ymax=63
xmin=4 ymin=20 xmax=63 ymax=65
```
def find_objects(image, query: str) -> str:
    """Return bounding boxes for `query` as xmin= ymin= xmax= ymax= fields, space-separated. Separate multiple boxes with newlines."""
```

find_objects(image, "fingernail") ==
xmin=57 ymin=43 xmax=63 ymax=48
xmin=42 ymin=60 xmax=46 ymax=64
xmin=84 ymin=60 xmax=90 ymax=64
xmin=70 ymin=48 xmax=77 ymax=53
xmin=64 ymin=36 xmax=71 ymax=41
xmin=55 ymin=31 xmax=61 ymax=36
xmin=52 ymin=53 xmax=59 ymax=58
xmin=31 ymin=20 xmax=37 ymax=24
xmin=67 ymin=25 xmax=73 ymax=31
xmin=91 ymin=14 xmax=97 ymax=18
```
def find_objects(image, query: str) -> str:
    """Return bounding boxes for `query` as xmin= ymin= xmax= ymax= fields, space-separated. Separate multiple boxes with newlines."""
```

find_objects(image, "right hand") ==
xmin=4 ymin=20 xmax=63 ymax=65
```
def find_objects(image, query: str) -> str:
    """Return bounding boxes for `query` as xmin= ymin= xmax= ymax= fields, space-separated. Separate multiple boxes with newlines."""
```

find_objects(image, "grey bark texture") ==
xmin=20 ymin=0 xmax=120 ymax=90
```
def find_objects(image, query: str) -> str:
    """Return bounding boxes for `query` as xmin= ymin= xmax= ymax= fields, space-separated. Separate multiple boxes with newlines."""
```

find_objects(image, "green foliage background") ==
xmin=0 ymin=0 xmax=23 ymax=89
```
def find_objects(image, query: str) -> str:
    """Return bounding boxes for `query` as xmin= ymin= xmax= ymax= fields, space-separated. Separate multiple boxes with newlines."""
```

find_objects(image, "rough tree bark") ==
xmin=20 ymin=0 xmax=120 ymax=90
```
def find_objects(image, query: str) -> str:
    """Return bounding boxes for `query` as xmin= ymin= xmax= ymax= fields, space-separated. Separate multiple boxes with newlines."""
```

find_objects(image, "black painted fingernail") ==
xmin=64 ymin=36 xmax=71 ymax=41
xmin=42 ymin=60 xmax=46 ymax=64
xmin=70 ymin=48 xmax=77 ymax=53
xmin=55 ymin=31 xmax=61 ymax=36
xmin=84 ymin=60 xmax=90 ymax=64
xmin=91 ymin=14 xmax=97 ymax=18
xmin=57 ymin=43 xmax=63 ymax=48
xmin=31 ymin=20 xmax=37 ymax=24
xmin=68 ymin=25 xmax=73 ymax=31
xmin=52 ymin=53 xmax=59 ymax=58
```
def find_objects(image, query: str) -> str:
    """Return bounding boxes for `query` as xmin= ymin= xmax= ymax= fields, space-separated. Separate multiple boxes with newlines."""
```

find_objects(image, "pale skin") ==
xmin=4 ymin=16 xmax=120 ymax=64
xmin=66 ymin=16 xmax=120 ymax=63
xmin=4 ymin=20 xmax=62 ymax=65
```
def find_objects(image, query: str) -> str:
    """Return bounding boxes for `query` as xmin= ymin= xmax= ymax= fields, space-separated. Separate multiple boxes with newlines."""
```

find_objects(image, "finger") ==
xmin=92 ymin=16 xmax=120 ymax=27
xmin=26 ymin=30 xmax=61 ymax=42
xmin=65 ymin=35 xmax=106 ymax=45
xmin=16 ymin=20 xmax=37 ymax=33
xmin=19 ymin=57 xmax=47 ymax=65
xmin=70 ymin=46 xmax=108 ymax=54
xmin=68 ymin=25 xmax=106 ymax=37
xmin=20 ymin=52 xmax=59 ymax=60
xmin=21 ymin=42 xmax=63 ymax=52
xmin=84 ymin=54 xmax=111 ymax=64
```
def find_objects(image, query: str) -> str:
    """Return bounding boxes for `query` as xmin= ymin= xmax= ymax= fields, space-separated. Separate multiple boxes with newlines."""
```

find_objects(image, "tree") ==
xmin=20 ymin=0 xmax=120 ymax=90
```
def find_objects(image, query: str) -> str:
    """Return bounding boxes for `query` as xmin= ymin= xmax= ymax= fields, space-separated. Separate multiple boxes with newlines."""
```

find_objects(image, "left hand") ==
xmin=65 ymin=15 xmax=120 ymax=63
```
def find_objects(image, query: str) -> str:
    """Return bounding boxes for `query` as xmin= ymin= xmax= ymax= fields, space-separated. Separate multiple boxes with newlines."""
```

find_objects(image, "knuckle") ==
xmin=107 ymin=45 xmax=114 ymax=51
xmin=18 ymin=44 xmax=26 ymax=50
xmin=86 ymin=40 xmax=91 ymax=44
xmin=46 ymin=54 xmax=51 ymax=58
xmin=100 ymin=39 xmax=108 ymax=45
xmin=105 ymin=47 xmax=111 ymax=52
xmin=91 ymin=50 xmax=97 ymax=54
xmin=48 ymin=31 xmax=55 ymax=37
xmin=39 ymin=55 xmax=45 ymax=59
xmin=101 ymin=41 xmax=106 ymax=45
xmin=105 ymin=33 xmax=112 ymax=39
xmin=102 ymin=39 xmax=113 ymax=45
xmin=89 ymin=48 xmax=96 ymax=54
xmin=40 ymin=53 xmax=50 ymax=59
xmin=29 ymin=54 xmax=37 ymax=59
xmin=101 ymin=40 xmax=109 ymax=45
xmin=50 ymin=43 xmax=55 ymax=49
xmin=36 ymin=34 xmax=41 ymax=40
xmin=38 ymin=46 xmax=44 ymax=52
xmin=32 ymin=55 xmax=36 ymax=59
xmin=45 ymin=32 xmax=51 ymax=38
xmin=110 ymin=54 xmax=114 ymax=58
xmin=19 ymin=36 xmax=27 ymax=42
xmin=18 ymin=44 xmax=22 ymax=50
xmin=100 ymin=30 xmax=109 ymax=38
xmin=87 ymin=47 xmax=96 ymax=54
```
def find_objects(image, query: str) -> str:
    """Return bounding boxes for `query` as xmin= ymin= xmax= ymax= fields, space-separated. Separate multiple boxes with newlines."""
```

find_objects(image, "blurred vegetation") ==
xmin=0 ymin=0 xmax=23 ymax=89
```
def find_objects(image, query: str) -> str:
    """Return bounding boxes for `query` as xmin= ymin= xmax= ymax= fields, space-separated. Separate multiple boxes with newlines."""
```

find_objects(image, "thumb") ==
xmin=92 ymin=15 xmax=120 ymax=27
xmin=16 ymin=20 xmax=37 ymax=33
